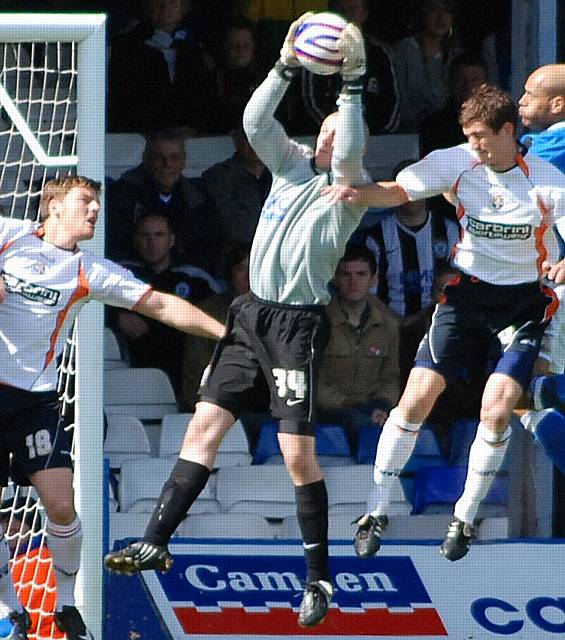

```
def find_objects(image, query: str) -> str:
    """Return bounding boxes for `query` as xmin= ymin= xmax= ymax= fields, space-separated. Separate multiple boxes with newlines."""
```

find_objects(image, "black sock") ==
xmin=143 ymin=459 xmax=210 ymax=547
xmin=295 ymin=480 xmax=330 ymax=583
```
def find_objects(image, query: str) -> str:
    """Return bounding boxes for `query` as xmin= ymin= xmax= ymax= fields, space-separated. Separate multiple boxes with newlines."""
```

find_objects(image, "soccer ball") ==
xmin=294 ymin=12 xmax=348 ymax=76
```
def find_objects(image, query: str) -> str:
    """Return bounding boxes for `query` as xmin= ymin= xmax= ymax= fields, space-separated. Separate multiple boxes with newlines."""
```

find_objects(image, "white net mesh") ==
xmin=0 ymin=40 xmax=78 ymax=640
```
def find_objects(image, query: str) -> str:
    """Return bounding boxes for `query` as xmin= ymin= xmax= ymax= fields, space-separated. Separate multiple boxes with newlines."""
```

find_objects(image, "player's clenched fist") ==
xmin=542 ymin=259 xmax=565 ymax=284
xmin=280 ymin=11 xmax=314 ymax=68
xmin=337 ymin=22 xmax=366 ymax=82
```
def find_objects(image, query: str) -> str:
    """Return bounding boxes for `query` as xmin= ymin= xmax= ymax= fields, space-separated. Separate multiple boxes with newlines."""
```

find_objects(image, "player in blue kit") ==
xmin=104 ymin=13 xmax=370 ymax=628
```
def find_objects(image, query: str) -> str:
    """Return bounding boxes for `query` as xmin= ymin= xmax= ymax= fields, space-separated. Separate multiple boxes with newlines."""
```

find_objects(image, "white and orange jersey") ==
xmin=396 ymin=144 xmax=565 ymax=285
xmin=0 ymin=218 xmax=152 ymax=392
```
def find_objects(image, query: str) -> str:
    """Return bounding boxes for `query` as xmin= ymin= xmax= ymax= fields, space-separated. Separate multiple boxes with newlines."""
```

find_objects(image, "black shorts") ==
xmin=199 ymin=293 xmax=330 ymax=435
xmin=415 ymin=275 xmax=558 ymax=388
xmin=0 ymin=385 xmax=73 ymax=486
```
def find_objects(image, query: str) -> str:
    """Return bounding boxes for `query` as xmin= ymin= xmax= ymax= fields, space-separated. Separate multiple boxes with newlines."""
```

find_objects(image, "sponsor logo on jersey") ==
xmin=138 ymin=543 xmax=448 ymax=636
xmin=2 ymin=271 xmax=60 ymax=306
xmin=466 ymin=216 xmax=531 ymax=240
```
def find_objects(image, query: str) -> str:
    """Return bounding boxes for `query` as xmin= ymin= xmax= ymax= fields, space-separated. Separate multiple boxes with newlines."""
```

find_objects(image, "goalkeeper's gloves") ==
xmin=276 ymin=11 xmax=314 ymax=80
xmin=337 ymin=22 xmax=366 ymax=86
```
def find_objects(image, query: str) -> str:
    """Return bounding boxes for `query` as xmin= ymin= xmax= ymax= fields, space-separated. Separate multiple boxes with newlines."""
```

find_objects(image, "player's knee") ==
xmin=45 ymin=500 xmax=76 ymax=526
xmin=480 ymin=402 xmax=512 ymax=431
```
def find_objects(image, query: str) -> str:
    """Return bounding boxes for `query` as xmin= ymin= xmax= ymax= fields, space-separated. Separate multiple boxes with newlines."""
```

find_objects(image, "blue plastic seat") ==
xmin=356 ymin=423 xmax=445 ymax=471
xmin=449 ymin=418 xmax=479 ymax=465
xmin=411 ymin=464 xmax=508 ymax=514
xmin=253 ymin=421 xmax=352 ymax=464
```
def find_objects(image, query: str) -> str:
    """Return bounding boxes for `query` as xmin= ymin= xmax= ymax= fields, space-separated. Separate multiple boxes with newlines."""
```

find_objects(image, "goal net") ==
xmin=0 ymin=16 xmax=105 ymax=640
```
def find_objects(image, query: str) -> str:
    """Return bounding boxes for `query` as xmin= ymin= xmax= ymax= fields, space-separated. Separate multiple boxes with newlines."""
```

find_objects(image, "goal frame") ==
xmin=0 ymin=13 xmax=106 ymax=638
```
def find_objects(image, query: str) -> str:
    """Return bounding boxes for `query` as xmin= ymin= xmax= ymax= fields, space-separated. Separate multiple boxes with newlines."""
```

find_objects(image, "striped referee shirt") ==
xmin=365 ymin=212 xmax=459 ymax=316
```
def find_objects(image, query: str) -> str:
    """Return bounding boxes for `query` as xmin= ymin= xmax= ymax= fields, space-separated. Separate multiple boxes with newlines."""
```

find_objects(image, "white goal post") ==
xmin=0 ymin=13 xmax=105 ymax=639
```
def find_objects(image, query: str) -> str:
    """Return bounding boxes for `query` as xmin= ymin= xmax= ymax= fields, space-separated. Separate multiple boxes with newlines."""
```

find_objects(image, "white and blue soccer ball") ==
xmin=294 ymin=12 xmax=347 ymax=76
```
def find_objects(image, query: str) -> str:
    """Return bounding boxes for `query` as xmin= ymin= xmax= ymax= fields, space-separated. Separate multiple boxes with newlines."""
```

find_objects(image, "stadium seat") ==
xmin=323 ymin=466 xmax=374 ymax=516
xmin=215 ymin=466 xmax=295 ymax=518
xmin=104 ymin=368 xmax=177 ymax=420
xmin=449 ymin=418 xmax=479 ymax=465
xmin=118 ymin=459 xmax=219 ymax=514
xmin=103 ymin=328 xmax=128 ymax=370
xmin=403 ymin=425 xmax=445 ymax=472
xmin=179 ymin=513 xmax=285 ymax=539
xmin=160 ymin=414 xmax=251 ymax=467
xmin=253 ymin=421 xmax=354 ymax=466
xmin=411 ymin=464 xmax=508 ymax=515
xmin=357 ymin=423 xmax=445 ymax=472
xmin=103 ymin=414 xmax=151 ymax=470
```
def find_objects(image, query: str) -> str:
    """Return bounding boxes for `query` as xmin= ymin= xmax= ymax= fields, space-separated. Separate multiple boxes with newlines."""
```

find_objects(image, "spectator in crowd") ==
xmin=364 ymin=161 xmax=459 ymax=385
xmin=393 ymin=0 xmax=460 ymax=131
xmin=181 ymin=242 xmax=250 ymax=410
xmin=206 ymin=17 xmax=265 ymax=134
xmin=278 ymin=0 xmax=399 ymax=135
xmin=202 ymin=123 xmax=271 ymax=245
xmin=481 ymin=17 xmax=511 ymax=91
xmin=519 ymin=64 xmax=565 ymax=174
xmin=110 ymin=212 xmax=215 ymax=397
xmin=106 ymin=129 xmax=223 ymax=275
xmin=245 ymin=0 xmax=328 ymax=71
xmin=108 ymin=0 xmax=216 ymax=133
xmin=420 ymin=52 xmax=488 ymax=156
xmin=317 ymin=245 xmax=400 ymax=450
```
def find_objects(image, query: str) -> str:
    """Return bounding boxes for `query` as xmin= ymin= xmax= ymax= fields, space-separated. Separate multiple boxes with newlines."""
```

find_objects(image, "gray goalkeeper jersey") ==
xmin=243 ymin=69 xmax=370 ymax=306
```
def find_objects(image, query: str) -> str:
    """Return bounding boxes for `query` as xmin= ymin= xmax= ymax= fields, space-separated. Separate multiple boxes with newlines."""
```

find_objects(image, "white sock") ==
xmin=454 ymin=423 xmax=511 ymax=524
xmin=0 ymin=529 xmax=22 ymax=617
xmin=47 ymin=516 xmax=82 ymax=610
xmin=369 ymin=408 xmax=421 ymax=517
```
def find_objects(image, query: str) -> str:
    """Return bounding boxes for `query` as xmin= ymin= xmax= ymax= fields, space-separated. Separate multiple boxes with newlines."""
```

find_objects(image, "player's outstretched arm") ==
xmin=330 ymin=22 xmax=366 ymax=186
xmin=135 ymin=291 xmax=225 ymax=340
xmin=243 ymin=12 xmax=313 ymax=175
xmin=0 ymin=275 xmax=4 ymax=304
xmin=322 ymin=181 xmax=408 ymax=207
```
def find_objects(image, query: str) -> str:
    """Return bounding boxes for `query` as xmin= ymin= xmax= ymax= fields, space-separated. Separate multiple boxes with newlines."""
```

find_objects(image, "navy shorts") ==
xmin=200 ymin=293 xmax=330 ymax=435
xmin=0 ymin=385 xmax=73 ymax=486
xmin=415 ymin=275 xmax=558 ymax=388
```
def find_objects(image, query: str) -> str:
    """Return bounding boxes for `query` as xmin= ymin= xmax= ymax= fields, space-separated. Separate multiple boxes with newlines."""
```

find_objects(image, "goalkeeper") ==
xmin=0 ymin=176 xmax=225 ymax=640
xmin=104 ymin=13 xmax=370 ymax=629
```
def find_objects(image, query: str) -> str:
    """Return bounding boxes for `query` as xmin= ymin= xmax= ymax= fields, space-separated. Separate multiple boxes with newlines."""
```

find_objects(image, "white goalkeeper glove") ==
xmin=337 ymin=22 xmax=366 ymax=83
xmin=279 ymin=11 xmax=314 ymax=68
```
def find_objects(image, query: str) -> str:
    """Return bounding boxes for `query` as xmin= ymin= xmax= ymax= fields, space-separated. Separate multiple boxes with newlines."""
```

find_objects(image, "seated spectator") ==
xmin=202 ymin=122 xmax=272 ymax=245
xmin=106 ymin=129 xmax=223 ymax=274
xmin=393 ymin=0 xmax=461 ymax=131
xmin=317 ymin=245 xmax=400 ymax=450
xmin=108 ymin=0 xmax=216 ymax=133
xmin=110 ymin=212 xmax=215 ymax=397
xmin=420 ymin=52 xmax=488 ymax=155
xmin=364 ymin=162 xmax=459 ymax=386
xmin=181 ymin=242 xmax=250 ymax=410
xmin=206 ymin=17 xmax=266 ymax=134
xmin=278 ymin=0 xmax=399 ymax=136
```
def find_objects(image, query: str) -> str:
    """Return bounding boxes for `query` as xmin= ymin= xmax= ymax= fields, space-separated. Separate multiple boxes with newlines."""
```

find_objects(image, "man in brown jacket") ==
xmin=318 ymin=244 xmax=400 ymax=451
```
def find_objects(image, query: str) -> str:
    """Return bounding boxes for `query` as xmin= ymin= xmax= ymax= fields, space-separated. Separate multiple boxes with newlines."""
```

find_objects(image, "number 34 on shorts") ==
xmin=272 ymin=368 xmax=307 ymax=406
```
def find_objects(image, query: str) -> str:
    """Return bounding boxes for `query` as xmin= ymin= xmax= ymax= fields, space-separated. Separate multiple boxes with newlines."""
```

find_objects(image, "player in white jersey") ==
xmin=0 ymin=176 xmax=224 ymax=640
xmin=323 ymin=84 xmax=565 ymax=562
xmin=104 ymin=14 xmax=369 ymax=628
